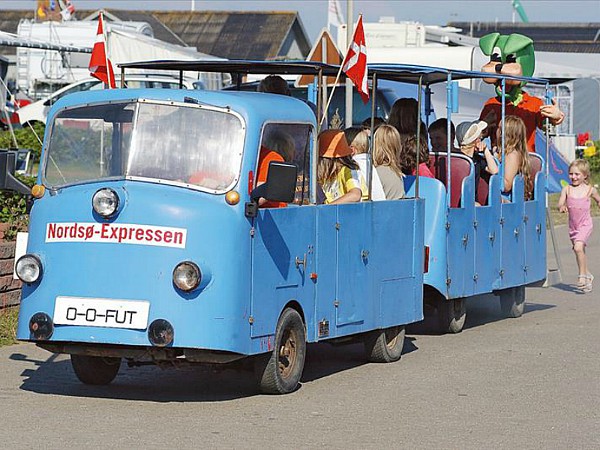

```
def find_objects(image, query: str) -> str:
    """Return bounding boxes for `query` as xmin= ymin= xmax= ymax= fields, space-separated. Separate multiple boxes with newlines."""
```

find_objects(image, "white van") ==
xmin=18 ymin=75 xmax=196 ymax=126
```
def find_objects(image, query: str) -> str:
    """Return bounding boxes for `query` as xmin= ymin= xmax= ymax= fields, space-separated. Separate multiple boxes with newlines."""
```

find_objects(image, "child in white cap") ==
xmin=456 ymin=120 xmax=499 ymax=204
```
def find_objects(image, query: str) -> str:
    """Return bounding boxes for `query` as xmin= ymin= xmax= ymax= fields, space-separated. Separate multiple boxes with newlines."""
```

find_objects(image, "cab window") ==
xmin=258 ymin=123 xmax=312 ymax=205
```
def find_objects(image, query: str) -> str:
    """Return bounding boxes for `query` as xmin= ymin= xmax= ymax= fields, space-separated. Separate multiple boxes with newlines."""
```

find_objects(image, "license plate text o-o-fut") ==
xmin=65 ymin=307 xmax=138 ymax=325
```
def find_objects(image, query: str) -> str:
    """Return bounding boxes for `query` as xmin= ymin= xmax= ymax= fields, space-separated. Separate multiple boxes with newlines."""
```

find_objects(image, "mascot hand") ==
xmin=540 ymin=98 xmax=565 ymax=125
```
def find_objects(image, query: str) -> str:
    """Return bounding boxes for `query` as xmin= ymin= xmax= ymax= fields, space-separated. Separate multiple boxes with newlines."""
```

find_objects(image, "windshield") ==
xmin=44 ymin=101 xmax=244 ymax=192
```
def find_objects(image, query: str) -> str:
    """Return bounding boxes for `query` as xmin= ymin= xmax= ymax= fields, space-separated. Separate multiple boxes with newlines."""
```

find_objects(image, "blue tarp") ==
xmin=535 ymin=130 xmax=570 ymax=193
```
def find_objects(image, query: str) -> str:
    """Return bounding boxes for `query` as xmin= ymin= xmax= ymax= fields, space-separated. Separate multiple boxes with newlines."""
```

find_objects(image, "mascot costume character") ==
xmin=479 ymin=32 xmax=564 ymax=152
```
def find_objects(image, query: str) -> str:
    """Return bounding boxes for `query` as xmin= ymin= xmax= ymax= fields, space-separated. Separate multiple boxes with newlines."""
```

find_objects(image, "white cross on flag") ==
xmin=342 ymin=15 xmax=369 ymax=104
xmin=88 ymin=13 xmax=116 ymax=88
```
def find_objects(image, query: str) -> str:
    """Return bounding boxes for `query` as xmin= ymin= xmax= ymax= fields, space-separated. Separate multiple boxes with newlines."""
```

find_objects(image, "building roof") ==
xmin=448 ymin=22 xmax=600 ymax=53
xmin=150 ymin=11 xmax=311 ymax=60
xmin=0 ymin=9 xmax=311 ymax=60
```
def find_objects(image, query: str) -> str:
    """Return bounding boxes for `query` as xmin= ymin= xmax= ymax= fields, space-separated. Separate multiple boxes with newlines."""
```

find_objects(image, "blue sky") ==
xmin=3 ymin=1 xmax=600 ymax=42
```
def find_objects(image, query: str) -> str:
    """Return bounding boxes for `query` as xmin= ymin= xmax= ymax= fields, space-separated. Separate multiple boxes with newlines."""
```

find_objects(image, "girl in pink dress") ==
xmin=557 ymin=159 xmax=600 ymax=292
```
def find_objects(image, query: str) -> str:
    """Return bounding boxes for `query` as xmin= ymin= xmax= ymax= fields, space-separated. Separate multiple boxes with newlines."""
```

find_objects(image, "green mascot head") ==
xmin=479 ymin=33 xmax=535 ymax=102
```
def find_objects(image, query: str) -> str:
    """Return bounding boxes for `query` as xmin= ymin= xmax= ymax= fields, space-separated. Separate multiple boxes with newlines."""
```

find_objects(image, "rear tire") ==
xmin=499 ymin=286 xmax=526 ymax=318
xmin=364 ymin=326 xmax=405 ymax=363
xmin=255 ymin=308 xmax=306 ymax=394
xmin=438 ymin=298 xmax=466 ymax=334
xmin=70 ymin=354 xmax=121 ymax=385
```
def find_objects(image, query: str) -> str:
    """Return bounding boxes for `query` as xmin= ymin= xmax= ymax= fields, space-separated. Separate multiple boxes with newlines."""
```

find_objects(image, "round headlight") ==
xmin=92 ymin=188 xmax=119 ymax=218
xmin=173 ymin=261 xmax=201 ymax=292
xmin=16 ymin=254 xmax=42 ymax=283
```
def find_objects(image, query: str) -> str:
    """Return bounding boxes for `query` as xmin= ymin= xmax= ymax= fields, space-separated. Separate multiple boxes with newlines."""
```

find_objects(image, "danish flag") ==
xmin=88 ymin=13 xmax=116 ymax=88
xmin=342 ymin=15 xmax=369 ymax=103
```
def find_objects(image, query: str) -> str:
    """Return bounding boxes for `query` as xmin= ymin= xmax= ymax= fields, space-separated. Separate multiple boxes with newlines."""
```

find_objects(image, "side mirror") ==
xmin=0 ymin=150 xmax=32 ymax=195
xmin=246 ymin=161 xmax=297 ymax=218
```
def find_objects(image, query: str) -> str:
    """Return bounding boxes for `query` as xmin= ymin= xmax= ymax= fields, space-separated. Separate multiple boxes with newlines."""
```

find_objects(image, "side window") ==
xmin=124 ymin=80 xmax=144 ymax=89
xmin=259 ymin=123 xmax=313 ymax=205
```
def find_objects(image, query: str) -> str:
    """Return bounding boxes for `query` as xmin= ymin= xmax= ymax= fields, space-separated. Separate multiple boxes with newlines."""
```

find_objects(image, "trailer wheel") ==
xmin=364 ymin=326 xmax=405 ymax=363
xmin=438 ymin=298 xmax=466 ymax=334
xmin=499 ymin=286 xmax=526 ymax=318
xmin=70 ymin=355 xmax=121 ymax=385
xmin=255 ymin=308 xmax=306 ymax=394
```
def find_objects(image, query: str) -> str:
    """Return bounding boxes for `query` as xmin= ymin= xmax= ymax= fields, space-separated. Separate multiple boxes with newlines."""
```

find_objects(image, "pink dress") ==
xmin=567 ymin=186 xmax=594 ymax=244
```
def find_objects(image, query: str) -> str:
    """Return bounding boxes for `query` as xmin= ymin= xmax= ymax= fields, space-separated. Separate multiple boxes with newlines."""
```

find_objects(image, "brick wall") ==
xmin=0 ymin=242 xmax=21 ymax=310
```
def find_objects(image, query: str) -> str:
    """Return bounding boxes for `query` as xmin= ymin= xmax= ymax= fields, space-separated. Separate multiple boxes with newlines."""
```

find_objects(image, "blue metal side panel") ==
xmin=446 ymin=173 xmax=476 ymax=298
xmin=17 ymin=181 xmax=253 ymax=354
xmin=314 ymin=206 xmax=338 ymax=339
xmin=335 ymin=203 xmax=372 ymax=331
xmin=373 ymin=199 xmax=424 ymax=328
xmin=313 ymin=200 xmax=424 ymax=341
xmin=524 ymin=172 xmax=547 ymax=283
xmin=405 ymin=177 xmax=448 ymax=297
xmin=473 ymin=175 xmax=503 ymax=294
xmin=499 ymin=176 xmax=526 ymax=288
xmin=250 ymin=206 xmax=317 ymax=342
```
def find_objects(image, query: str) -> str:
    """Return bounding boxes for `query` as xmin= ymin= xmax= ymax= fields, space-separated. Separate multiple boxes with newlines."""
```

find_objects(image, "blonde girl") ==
xmin=373 ymin=125 xmax=405 ymax=200
xmin=557 ymin=159 xmax=600 ymax=292
xmin=497 ymin=115 xmax=533 ymax=201
xmin=318 ymin=129 xmax=367 ymax=204
xmin=344 ymin=127 xmax=386 ymax=201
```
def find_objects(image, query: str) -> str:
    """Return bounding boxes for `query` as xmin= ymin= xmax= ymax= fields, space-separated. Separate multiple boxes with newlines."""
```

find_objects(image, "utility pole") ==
xmin=345 ymin=0 xmax=353 ymax=127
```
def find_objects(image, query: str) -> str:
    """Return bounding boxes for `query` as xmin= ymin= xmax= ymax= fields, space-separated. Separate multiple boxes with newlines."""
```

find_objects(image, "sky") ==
xmin=3 ymin=0 xmax=600 ymax=42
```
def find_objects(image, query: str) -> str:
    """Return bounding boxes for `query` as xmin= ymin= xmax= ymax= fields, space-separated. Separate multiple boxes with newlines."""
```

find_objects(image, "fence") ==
xmin=0 ymin=238 xmax=21 ymax=310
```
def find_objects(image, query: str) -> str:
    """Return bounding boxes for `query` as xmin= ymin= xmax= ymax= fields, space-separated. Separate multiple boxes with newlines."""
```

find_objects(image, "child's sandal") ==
xmin=580 ymin=273 xmax=594 ymax=293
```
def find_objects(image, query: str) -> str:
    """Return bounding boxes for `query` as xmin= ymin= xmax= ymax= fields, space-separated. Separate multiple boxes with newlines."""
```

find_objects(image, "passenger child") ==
xmin=257 ymin=75 xmax=291 ymax=96
xmin=455 ymin=120 xmax=499 ymax=204
xmin=256 ymin=129 xmax=295 ymax=208
xmin=361 ymin=116 xmax=386 ymax=131
xmin=318 ymin=129 xmax=367 ymax=204
xmin=388 ymin=98 xmax=433 ymax=178
xmin=373 ymin=125 xmax=405 ymax=200
xmin=344 ymin=127 xmax=386 ymax=201
xmin=429 ymin=118 xmax=460 ymax=153
xmin=557 ymin=158 xmax=600 ymax=292
xmin=496 ymin=115 xmax=533 ymax=201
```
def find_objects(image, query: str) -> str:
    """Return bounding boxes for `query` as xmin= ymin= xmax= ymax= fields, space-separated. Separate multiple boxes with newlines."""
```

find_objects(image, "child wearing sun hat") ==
xmin=456 ymin=120 xmax=499 ymax=203
xmin=317 ymin=129 xmax=368 ymax=204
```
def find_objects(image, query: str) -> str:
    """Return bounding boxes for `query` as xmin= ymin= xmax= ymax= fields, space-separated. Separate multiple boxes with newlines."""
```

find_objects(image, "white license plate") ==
xmin=54 ymin=296 xmax=150 ymax=330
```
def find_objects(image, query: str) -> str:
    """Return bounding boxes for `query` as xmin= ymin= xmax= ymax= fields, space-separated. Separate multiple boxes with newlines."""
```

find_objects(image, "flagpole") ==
xmin=319 ymin=13 xmax=360 ymax=128
xmin=345 ymin=0 xmax=354 ymax=126
xmin=319 ymin=64 xmax=345 ymax=128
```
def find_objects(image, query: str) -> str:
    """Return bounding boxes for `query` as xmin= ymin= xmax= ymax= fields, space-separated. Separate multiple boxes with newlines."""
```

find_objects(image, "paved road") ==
xmin=1 ymin=221 xmax=599 ymax=449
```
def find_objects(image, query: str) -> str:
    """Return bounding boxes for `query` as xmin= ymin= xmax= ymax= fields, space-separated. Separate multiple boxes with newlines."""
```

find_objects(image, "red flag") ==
xmin=342 ymin=15 xmax=369 ymax=103
xmin=88 ymin=13 xmax=116 ymax=88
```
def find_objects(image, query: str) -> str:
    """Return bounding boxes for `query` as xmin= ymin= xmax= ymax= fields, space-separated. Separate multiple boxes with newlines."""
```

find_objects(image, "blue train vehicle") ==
xmin=2 ymin=60 xmax=550 ymax=393
xmin=367 ymin=64 xmax=549 ymax=333
xmin=6 ymin=62 xmax=425 ymax=394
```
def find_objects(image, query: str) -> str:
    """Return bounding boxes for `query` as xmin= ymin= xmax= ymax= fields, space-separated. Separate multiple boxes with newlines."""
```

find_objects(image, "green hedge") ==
xmin=0 ymin=125 xmax=44 ymax=241
xmin=0 ymin=123 xmax=44 ymax=161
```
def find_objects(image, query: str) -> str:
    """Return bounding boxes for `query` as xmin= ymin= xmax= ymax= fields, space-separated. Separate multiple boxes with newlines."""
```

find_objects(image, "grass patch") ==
xmin=0 ymin=307 xmax=19 ymax=347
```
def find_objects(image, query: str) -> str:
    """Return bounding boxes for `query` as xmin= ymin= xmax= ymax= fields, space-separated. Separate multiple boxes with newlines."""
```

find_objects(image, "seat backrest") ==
xmin=428 ymin=152 xmax=472 ymax=208
xmin=529 ymin=153 xmax=542 ymax=178
xmin=477 ymin=177 xmax=489 ymax=206
xmin=528 ymin=153 xmax=543 ymax=200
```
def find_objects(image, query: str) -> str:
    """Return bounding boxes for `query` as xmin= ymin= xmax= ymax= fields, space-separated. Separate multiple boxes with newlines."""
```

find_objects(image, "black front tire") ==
xmin=364 ymin=326 xmax=405 ymax=363
xmin=438 ymin=298 xmax=466 ymax=334
xmin=70 ymin=354 xmax=121 ymax=385
xmin=499 ymin=286 xmax=526 ymax=318
xmin=255 ymin=308 xmax=306 ymax=395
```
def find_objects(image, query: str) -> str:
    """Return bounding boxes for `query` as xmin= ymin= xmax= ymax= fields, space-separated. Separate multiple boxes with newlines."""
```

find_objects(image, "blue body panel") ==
xmin=415 ymin=157 xmax=547 ymax=300
xmin=18 ymin=87 xmax=425 ymax=359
